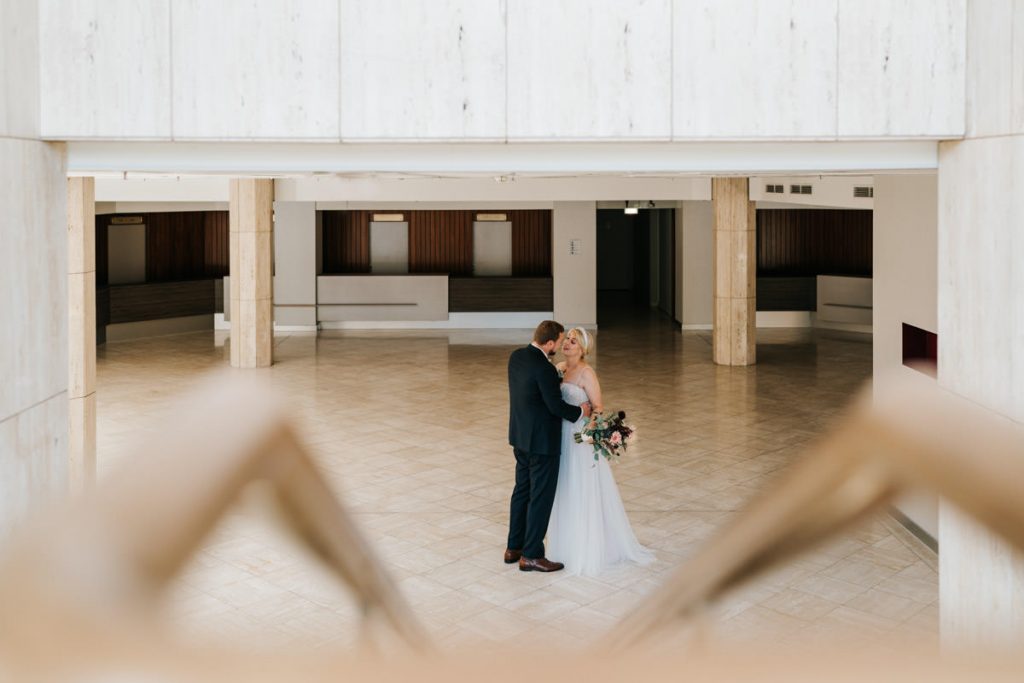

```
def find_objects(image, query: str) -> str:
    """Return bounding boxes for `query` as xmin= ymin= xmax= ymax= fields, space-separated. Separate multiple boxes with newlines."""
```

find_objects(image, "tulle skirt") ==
xmin=546 ymin=416 xmax=655 ymax=576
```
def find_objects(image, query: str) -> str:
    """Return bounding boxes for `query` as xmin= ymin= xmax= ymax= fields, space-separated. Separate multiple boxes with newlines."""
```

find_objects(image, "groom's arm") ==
xmin=537 ymin=366 xmax=583 ymax=423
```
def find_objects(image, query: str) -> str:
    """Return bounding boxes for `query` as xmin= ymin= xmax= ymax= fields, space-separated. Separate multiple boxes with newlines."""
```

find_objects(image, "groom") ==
xmin=505 ymin=320 xmax=592 ymax=572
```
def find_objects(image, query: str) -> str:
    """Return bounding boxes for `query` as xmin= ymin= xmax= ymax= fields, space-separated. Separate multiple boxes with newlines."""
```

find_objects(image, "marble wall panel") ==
xmin=0 ymin=0 xmax=39 ymax=138
xmin=937 ymin=137 xmax=1024 ymax=421
xmin=673 ymin=0 xmax=837 ymax=139
xmin=965 ymin=0 xmax=1014 ymax=137
xmin=508 ymin=0 xmax=672 ymax=139
xmin=838 ymin=0 xmax=966 ymax=137
xmin=172 ymin=0 xmax=339 ymax=139
xmin=39 ymin=0 xmax=171 ymax=138
xmin=0 ymin=394 xmax=68 ymax=537
xmin=340 ymin=0 xmax=506 ymax=139
xmin=0 ymin=139 xmax=67 ymax=422
xmin=1013 ymin=1 xmax=1024 ymax=134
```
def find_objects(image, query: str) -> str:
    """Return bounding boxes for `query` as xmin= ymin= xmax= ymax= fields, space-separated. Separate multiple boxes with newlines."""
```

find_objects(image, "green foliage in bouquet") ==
xmin=574 ymin=410 xmax=636 ymax=462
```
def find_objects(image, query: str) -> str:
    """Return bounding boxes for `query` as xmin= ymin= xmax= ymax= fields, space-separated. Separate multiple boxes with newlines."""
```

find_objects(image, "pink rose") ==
xmin=610 ymin=431 xmax=623 ymax=446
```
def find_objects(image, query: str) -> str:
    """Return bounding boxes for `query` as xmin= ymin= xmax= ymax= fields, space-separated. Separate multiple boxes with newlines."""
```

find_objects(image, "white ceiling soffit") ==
xmin=67 ymin=141 xmax=938 ymax=176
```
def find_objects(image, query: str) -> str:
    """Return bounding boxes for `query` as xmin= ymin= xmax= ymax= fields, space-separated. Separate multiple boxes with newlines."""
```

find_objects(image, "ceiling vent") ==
xmin=765 ymin=184 xmax=784 ymax=194
xmin=790 ymin=184 xmax=813 ymax=195
xmin=853 ymin=186 xmax=874 ymax=198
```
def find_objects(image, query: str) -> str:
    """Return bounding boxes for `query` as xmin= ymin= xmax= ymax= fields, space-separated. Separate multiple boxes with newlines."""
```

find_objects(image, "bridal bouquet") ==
xmin=574 ymin=411 xmax=636 ymax=462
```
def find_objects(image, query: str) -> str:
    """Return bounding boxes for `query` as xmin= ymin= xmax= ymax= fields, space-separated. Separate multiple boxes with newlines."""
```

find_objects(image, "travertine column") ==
xmin=937 ymin=0 xmax=1024 ymax=650
xmin=67 ymin=177 xmax=96 ymax=491
xmin=229 ymin=178 xmax=274 ymax=368
xmin=712 ymin=177 xmax=756 ymax=366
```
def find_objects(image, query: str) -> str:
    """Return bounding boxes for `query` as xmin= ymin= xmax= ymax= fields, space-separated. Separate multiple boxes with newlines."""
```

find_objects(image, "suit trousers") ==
xmin=507 ymin=447 xmax=561 ymax=559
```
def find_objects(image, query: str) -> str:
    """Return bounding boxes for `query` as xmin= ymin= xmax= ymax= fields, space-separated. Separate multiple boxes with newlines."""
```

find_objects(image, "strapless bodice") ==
xmin=560 ymin=381 xmax=587 ymax=407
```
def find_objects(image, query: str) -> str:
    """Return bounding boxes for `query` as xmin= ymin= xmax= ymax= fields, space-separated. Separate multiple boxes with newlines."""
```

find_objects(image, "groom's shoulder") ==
xmin=510 ymin=344 xmax=533 ymax=359
xmin=510 ymin=345 xmax=541 ymax=368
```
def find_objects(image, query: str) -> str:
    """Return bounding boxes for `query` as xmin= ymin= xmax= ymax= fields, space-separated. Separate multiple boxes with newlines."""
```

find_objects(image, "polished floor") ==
xmin=96 ymin=310 xmax=938 ymax=653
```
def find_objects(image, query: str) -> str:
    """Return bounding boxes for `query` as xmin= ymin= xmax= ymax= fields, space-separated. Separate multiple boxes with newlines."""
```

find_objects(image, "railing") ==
xmin=2 ymin=372 xmax=1024 ymax=679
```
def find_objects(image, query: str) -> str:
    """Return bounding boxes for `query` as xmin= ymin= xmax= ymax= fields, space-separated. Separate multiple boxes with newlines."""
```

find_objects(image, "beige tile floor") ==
xmin=96 ymin=309 xmax=938 ymax=653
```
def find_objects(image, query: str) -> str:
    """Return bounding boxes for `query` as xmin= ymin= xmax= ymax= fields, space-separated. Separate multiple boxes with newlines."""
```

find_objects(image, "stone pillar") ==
xmin=938 ymin=0 xmax=1024 ymax=650
xmin=229 ymin=178 xmax=274 ymax=368
xmin=67 ymin=176 xmax=96 ymax=492
xmin=712 ymin=177 xmax=755 ymax=366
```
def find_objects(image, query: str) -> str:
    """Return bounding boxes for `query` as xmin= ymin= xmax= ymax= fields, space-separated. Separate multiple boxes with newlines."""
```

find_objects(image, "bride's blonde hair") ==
xmin=568 ymin=327 xmax=594 ymax=358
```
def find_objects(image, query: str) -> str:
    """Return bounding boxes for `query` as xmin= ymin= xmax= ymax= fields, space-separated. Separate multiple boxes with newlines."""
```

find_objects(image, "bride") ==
xmin=546 ymin=327 xmax=655 ymax=576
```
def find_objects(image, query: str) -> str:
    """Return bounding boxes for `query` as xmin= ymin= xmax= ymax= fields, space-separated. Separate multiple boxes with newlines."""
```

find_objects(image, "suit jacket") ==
xmin=508 ymin=345 xmax=583 ymax=455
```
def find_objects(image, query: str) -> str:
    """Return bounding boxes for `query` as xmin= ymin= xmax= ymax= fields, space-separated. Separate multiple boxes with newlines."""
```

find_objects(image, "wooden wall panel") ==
xmin=757 ymin=209 xmax=872 ymax=277
xmin=108 ymin=280 xmax=216 ymax=323
xmin=756 ymin=276 xmax=817 ymax=311
xmin=449 ymin=277 xmax=553 ymax=312
xmin=408 ymin=210 xmax=473 ymax=275
xmin=322 ymin=210 xmax=370 ymax=274
xmin=145 ymin=212 xmax=206 ymax=282
xmin=510 ymin=210 xmax=552 ymax=276
xmin=95 ymin=216 xmax=109 ymax=286
xmin=97 ymin=211 xmax=229 ymax=283
xmin=203 ymin=211 xmax=229 ymax=277
xmin=321 ymin=209 xmax=552 ymax=276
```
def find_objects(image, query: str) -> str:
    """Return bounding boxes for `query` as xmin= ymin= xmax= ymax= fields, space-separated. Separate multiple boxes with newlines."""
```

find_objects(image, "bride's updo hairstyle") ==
xmin=568 ymin=327 xmax=594 ymax=359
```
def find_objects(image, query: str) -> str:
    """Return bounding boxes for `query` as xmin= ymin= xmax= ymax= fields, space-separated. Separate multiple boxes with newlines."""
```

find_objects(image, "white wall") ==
xmin=552 ymin=202 xmax=596 ymax=328
xmin=101 ymin=174 xmax=710 ymax=204
xmin=0 ymin=0 xmax=68 ymax=536
xmin=1 ymin=0 xmax=39 ymax=139
xmin=39 ymin=0 xmax=966 ymax=142
xmin=273 ymin=202 xmax=318 ymax=327
xmin=872 ymin=174 xmax=938 ymax=539
xmin=750 ymin=175 xmax=874 ymax=210
xmin=679 ymin=201 xmax=714 ymax=328
xmin=938 ymin=0 xmax=1024 ymax=649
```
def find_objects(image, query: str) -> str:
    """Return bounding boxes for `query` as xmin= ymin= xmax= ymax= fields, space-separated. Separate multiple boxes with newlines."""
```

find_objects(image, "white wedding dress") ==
xmin=546 ymin=382 xmax=655 ymax=576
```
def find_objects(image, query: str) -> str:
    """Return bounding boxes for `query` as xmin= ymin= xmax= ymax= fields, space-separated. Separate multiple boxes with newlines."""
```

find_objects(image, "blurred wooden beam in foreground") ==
xmin=3 ymin=372 xmax=1024 ymax=679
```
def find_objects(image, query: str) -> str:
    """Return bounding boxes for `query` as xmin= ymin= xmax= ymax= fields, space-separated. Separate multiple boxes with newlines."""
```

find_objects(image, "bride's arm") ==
xmin=581 ymin=367 xmax=604 ymax=413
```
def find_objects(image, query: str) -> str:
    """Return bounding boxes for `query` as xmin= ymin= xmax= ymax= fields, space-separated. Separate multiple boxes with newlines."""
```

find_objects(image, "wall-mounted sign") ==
xmin=110 ymin=216 xmax=144 ymax=225
xmin=569 ymin=239 xmax=583 ymax=255
xmin=372 ymin=213 xmax=405 ymax=222
xmin=476 ymin=213 xmax=508 ymax=222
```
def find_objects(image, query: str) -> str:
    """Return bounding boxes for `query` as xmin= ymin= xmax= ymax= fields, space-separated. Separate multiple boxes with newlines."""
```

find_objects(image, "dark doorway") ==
xmin=596 ymin=208 xmax=674 ymax=326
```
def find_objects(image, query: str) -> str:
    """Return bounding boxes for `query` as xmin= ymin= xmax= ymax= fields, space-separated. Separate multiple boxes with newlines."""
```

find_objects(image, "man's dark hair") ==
xmin=533 ymin=320 xmax=565 ymax=345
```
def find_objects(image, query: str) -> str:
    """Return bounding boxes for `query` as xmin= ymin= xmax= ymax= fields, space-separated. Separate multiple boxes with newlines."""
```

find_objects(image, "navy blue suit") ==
xmin=507 ymin=345 xmax=583 ymax=559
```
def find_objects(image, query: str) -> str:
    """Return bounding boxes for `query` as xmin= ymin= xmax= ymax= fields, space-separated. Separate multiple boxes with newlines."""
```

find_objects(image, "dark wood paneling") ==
xmin=108 ymin=280 xmax=216 ymax=324
xmin=213 ymin=277 xmax=224 ymax=314
xmin=509 ymin=210 xmax=552 ymax=276
xmin=757 ymin=209 xmax=872 ymax=277
xmin=322 ymin=209 xmax=551 ymax=276
xmin=203 ymin=211 xmax=229 ymax=277
xmin=409 ymin=210 xmax=473 ymax=275
xmin=449 ymin=277 xmax=553 ymax=312
xmin=96 ymin=285 xmax=110 ymax=344
xmin=756 ymin=277 xmax=817 ymax=311
xmin=322 ymin=210 xmax=371 ymax=273
xmin=145 ymin=212 xmax=206 ymax=282
xmin=96 ymin=217 xmax=109 ymax=286
xmin=101 ymin=211 xmax=228 ymax=283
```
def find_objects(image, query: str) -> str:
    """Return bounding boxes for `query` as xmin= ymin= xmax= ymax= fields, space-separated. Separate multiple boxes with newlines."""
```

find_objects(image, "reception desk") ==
xmin=317 ymin=275 xmax=448 ymax=321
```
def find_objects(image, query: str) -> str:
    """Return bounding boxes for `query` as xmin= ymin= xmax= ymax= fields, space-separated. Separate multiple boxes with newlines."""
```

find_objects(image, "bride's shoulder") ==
xmin=580 ymin=364 xmax=599 ymax=382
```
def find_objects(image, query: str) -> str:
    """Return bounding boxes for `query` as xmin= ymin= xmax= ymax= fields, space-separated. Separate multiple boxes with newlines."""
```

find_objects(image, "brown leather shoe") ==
xmin=504 ymin=549 xmax=522 ymax=564
xmin=518 ymin=556 xmax=564 ymax=572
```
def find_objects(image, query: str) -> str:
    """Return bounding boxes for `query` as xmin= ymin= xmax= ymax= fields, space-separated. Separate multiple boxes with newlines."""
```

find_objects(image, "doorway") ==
xmin=596 ymin=208 xmax=675 ymax=327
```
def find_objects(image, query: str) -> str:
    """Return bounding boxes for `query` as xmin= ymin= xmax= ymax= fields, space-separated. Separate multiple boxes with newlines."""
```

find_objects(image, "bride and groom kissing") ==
xmin=505 ymin=320 xmax=654 ymax=576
